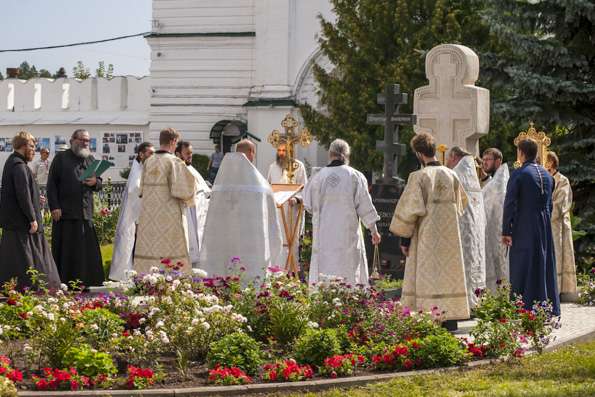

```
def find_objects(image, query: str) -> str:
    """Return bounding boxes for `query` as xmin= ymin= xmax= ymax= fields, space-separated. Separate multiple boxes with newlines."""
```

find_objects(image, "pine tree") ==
xmin=484 ymin=0 xmax=595 ymax=270
xmin=301 ymin=0 xmax=496 ymax=174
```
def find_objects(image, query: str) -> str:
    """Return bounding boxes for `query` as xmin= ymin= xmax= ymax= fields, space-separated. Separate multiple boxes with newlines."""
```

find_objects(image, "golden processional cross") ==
xmin=513 ymin=122 xmax=551 ymax=168
xmin=267 ymin=114 xmax=312 ymax=183
xmin=267 ymin=114 xmax=312 ymax=274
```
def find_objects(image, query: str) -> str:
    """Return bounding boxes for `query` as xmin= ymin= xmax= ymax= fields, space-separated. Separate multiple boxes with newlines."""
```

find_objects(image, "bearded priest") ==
xmin=267 ymin=142 xmax=307 ymax=272
xmin=482 ymin=152 xmax=510 ymax=292
xmin=47 ymin=129 xmax=104 ymax=288
xmin=390 ymin=133 xmax=470 ymax=329
xmin=134 ymin=128 xmax=197 ymax=274
xmin=447 ymin=146 xmax=487 ymax=309
xmin=175 ymin=140 xmax=211 ymax=268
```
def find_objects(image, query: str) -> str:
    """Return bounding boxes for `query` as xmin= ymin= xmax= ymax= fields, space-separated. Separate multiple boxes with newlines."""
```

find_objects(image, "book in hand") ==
xmin=79 ymin=160 xmax=114 ymax=182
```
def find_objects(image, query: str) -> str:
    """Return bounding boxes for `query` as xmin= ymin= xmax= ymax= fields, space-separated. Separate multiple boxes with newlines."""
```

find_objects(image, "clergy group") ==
xmin=0 ymin=127 xmax=578 ymax=328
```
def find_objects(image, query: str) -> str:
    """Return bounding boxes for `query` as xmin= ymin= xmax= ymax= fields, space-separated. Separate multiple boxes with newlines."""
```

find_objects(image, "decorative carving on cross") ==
xmin=513 ymin=122 xmax=551 ymax=168
xmin=267 ymin=114 xmax=312 ymax=183
xmin=413 ymin=44 xmax=490 ymax=155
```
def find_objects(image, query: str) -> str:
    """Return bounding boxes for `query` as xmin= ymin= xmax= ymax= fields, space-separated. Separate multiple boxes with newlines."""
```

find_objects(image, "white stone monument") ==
xmin=413 ymin=44 xmax=489 ymax=155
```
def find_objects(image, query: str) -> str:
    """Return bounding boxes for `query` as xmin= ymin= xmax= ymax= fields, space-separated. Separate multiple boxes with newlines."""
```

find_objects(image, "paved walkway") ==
xmin=454 ymin=303 xmax=595 ymax=349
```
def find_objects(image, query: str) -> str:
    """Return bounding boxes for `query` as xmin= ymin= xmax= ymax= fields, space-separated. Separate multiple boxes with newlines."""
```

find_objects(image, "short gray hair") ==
xmin=329 ymin=139 xmax=350 ymax=163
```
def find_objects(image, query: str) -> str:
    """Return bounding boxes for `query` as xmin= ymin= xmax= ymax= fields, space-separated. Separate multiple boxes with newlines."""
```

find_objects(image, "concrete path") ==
xmin=454 ymin=303 xmax=595 ymax=349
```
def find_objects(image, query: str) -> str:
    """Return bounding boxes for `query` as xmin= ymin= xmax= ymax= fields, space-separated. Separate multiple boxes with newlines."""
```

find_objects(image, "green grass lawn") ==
xmin=100 ymin=244 xmax=113 ymax=276
xmin=287 ymin=340 xmax=595 ymax=397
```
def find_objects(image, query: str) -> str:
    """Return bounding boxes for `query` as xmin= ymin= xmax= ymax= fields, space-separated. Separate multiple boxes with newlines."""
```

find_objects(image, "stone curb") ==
xmin=18 ymin=331 xmax=595 ymax=397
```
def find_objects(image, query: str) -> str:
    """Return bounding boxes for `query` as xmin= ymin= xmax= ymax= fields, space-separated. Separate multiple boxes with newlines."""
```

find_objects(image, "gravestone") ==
xmin=365 ymin=84 xmax=416 ymax=279
xmin=413 ymin=44 xmax=489 ymax=155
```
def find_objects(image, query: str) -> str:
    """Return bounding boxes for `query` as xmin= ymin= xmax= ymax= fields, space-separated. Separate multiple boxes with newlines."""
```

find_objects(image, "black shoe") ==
xmin=442 ymin=320 xmax=458 ymax=332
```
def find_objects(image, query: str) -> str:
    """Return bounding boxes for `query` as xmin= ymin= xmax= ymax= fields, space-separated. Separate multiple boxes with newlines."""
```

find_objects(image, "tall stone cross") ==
xmin=366 ymin=84 xmax=417 ymax=183
xmin=267 ymin=114 xmax=312 ymax=183
xmin=413 ymin=44 xmax=490 ymax=155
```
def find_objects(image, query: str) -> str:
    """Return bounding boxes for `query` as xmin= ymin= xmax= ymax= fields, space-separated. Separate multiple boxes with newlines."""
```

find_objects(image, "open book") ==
xmin=79 ymin=160 xmax=114 ymax=181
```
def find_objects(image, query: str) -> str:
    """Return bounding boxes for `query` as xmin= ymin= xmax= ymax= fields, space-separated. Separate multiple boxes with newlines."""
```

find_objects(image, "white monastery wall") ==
xmin=0 ymin=77 xmax=150 ymax=181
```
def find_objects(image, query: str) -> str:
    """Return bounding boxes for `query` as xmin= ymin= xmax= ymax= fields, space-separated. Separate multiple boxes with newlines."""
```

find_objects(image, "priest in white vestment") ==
xmin=546 ymin=151 xmax=578 ymax=302
xmin=175 ymin=141 xmax=211 ymax=267
xmin=447 ymin=147 xmax=487 ymax=309
xmin=482 ymin=161 xmax=510 ymax=292
xmin=267 ymin=143 xmax=307 ymax=272
xmin=303 ymin=139 xmax=381 ymax=287
xmin=134 ymin=128 xmax=196 ymax=274
xmin=110 ymin=142 xmax=155 ymax=280
xmin=390 ymin=133 xmax=469 ymax=326
xmin=200 ymin=140 xmax=282 ymax=284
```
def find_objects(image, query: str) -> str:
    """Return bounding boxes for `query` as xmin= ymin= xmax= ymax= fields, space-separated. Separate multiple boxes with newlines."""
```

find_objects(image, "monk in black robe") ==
xmin=0 ymin=131 xmax=60 ymax=289
xmin=47 ymin=129 xmax=104 ymax=288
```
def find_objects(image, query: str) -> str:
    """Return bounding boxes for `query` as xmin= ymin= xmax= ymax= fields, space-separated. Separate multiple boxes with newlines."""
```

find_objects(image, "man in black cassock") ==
xmin=0 ymin=131 xmax=61 ymax=289
xmin=47 ymin=129 xmax=104 ymax=288
xmin=502 ymin=138 xmax=560 ymax=316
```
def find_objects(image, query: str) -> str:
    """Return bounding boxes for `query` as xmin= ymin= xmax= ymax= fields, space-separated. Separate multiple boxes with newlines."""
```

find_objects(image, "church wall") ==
xmin=153 ymin=0 xmax=255 ymax=34
xmin=147 ymin=34 xmax=255 ymax=154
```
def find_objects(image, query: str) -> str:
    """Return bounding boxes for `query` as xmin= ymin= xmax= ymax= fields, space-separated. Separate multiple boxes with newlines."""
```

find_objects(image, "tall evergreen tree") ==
xmin=301 ymin=0 xmax=496 ymax=174
xmin=484 ymin=0 xmax=595 ymax=270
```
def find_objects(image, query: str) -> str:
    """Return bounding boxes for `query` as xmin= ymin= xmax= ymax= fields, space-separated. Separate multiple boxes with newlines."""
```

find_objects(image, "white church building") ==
xmin=0 ymin=0 xmax=334 ymax=179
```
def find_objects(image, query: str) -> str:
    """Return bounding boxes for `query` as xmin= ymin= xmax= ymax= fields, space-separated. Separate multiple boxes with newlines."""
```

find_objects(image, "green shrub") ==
xmin=0 ymin=376 xmax=17 ymax=397
xmin=192 ymin=153 xmax=210 ymax=179
xmin=63 ymin=344 xmax=117 ymax=377
xmin=417 ymin=333 xmax=469 ymax=368
xmin=207 ymin=332 xmax=263 ymax=376
xmin=269 ymin=299 xmax=310 ymax=346
xmin=79 ymin=308 xmax=125 ymax=349
xmin=294 ymin=328 xmax=342 ymax=367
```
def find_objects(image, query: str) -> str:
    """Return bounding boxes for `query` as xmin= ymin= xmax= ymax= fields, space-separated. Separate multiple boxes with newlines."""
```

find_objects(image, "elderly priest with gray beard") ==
xmin=47 ymin=129 xmax=104 ymax=288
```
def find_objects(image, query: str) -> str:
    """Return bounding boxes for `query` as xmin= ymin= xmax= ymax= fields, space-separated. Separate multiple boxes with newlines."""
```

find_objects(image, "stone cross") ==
xmin=367 ymin=84 xmax=416 ymax=183
xmin=413 ymin=44 xmax=490 ymax=155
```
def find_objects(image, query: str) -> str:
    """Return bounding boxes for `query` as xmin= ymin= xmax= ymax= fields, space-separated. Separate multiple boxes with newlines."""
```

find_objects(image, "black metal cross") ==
xmin=366 ymin=84 xmax=417 ymax=183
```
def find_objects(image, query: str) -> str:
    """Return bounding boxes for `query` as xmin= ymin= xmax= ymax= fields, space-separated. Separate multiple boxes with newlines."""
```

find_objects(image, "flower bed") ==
xmin=0 ymin=266 xmax=560 ymax=392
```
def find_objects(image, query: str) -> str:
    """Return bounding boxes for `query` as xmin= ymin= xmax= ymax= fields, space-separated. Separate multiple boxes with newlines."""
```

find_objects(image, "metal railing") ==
xmin=0 ymin=181 xmax=128 ymax=211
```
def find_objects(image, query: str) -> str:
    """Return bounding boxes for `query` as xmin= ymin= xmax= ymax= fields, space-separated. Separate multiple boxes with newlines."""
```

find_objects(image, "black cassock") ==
xmin=0 ymin=152 xmax=61 ymax=289
xmin=47 ymin=149 xmax=104 ymax=287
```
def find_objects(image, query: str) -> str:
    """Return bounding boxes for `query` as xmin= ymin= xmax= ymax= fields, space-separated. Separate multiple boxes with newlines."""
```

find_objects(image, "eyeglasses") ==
xmin=77 ymin=138 xmax=91 ymax=143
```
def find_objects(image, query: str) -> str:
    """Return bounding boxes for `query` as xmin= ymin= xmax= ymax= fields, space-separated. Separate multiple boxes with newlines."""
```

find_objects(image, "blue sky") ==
xmin=0 ymin=0 xmax=152 ymax=78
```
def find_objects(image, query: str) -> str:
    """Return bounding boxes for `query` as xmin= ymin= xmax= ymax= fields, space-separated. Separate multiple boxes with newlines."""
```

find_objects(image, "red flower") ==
xmin=499 ymin=318 xmax=508 ymax=324
xmin=403 ymin=359 xmax=414 ymax=370
xmin=6 ymin=298 xmax=17 ymax=306
xmin=7 ymin=369 xmax=23 ymax=383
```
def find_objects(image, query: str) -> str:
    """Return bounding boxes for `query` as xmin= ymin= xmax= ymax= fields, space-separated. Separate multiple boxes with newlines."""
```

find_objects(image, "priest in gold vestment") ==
xmin=546 ymin=151 xmax=578 ymax=302
xmin=134 ymin=128 xmax=196 ymax=274
xmin=390 ymin=133 xmax=470 ymax=325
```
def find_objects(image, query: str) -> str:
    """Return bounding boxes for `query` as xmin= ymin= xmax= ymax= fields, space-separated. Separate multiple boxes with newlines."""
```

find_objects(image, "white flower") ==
xmin=307 ymin=321 xmax=319 ymax=329
xmin=139 ymin=317 xmax=146 ymax=325
xmin=192 ymin=268 xmax=208 ymax=278
xmin=0 ymin=326 xmax=3 ymax=336
xmin=191 ymin=318 xmax=199 ymax=326
xmin=232 ymin=313 xmax=248 ymax=323
xmin=201 ymin=322 xmax=211 ymax=331
xmin=46 ymin=313 xmax=55 ymax=321
xmin=163 ymin=296 xmax=173 ymax=305
xmin=23 ymin=344 xmax=32 ymax=352
xmin=60 ymin=283 xmax=68 ymax=291
xmin=165 ymin=275 xmax=173 ymax=282
xmin=91 ymin=324 xmax=99 ymax=330
xmin=150 ymin=266 xmax=160 ymax=273
xmin=155 ymin=320 xmax=164 ymax=328
xmin=125 ymin=270 xmax=137 ymax=278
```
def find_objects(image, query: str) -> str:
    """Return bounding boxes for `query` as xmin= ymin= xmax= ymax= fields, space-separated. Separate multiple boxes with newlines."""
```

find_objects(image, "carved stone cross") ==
xmin=413 ymin=44 xmax=490 ymax=155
